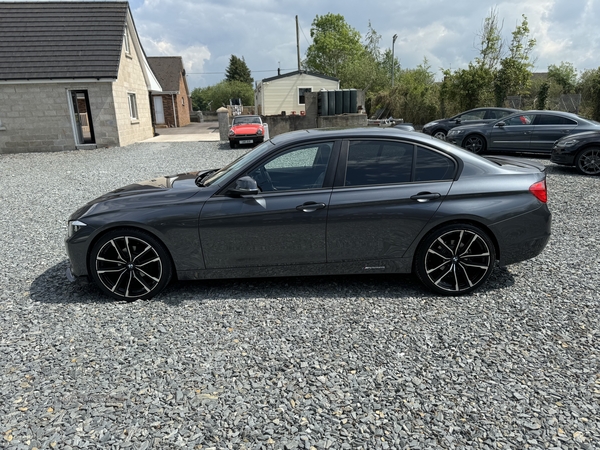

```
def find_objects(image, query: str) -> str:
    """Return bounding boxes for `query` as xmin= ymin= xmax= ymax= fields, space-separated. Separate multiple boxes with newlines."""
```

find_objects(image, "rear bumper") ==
xmin=490 ymin=204 xmax=552 ymax=266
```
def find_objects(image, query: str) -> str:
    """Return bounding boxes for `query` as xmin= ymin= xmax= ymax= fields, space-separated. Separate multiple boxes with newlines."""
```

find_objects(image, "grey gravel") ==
xmin=0 ymin=141 xmax=599 ymax=449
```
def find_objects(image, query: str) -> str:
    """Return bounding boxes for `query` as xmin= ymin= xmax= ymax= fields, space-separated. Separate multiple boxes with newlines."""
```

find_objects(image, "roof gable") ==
xmin=261 ymin=70 xmax=339 ymax=84
xmin=147 ymin=56 xmax=187 ymax=94
xmin=0 ymin=1 xmax=129 ymax=81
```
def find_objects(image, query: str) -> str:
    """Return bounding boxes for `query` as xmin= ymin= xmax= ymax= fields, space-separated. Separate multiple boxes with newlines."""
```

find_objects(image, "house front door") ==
xmin=153 ymin=96 xmax=165 ymax=124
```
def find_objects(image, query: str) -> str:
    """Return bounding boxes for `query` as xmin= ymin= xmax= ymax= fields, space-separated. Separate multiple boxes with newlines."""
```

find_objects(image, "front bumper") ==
xmin=550 ymin=149 xmax=576 ymax=165
xmin=229 ymin=136 xmax=264 ymax=145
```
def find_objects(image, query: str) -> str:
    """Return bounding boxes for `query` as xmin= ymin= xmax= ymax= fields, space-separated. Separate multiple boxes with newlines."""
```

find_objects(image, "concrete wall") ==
xmin=0 ymin=82 xmax=119 ymax=154
xmin=257 ymin=74 xmax=339 ymax=116
xmin=111 ymin=31 xmax=154 ymax=146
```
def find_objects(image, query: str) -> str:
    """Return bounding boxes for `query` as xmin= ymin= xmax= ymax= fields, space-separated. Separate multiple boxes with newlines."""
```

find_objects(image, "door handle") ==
xmin=410 ymin=192 xmax=441 ymax=203
xmin=561 ymin=129 xmax=571 ymax=134
xmin=296 ymin=202 xmax=326 ymax=212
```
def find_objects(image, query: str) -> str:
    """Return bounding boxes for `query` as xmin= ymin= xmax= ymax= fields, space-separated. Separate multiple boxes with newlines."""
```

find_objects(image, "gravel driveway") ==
xmin=1 ymin=141 xmax=598 ymax=449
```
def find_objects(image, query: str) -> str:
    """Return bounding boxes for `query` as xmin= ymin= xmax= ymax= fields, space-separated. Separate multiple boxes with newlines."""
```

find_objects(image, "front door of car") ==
xmin=327 ymin=140 xmax=455 ymax=263
xmin=488 ymin=113 xmax=536 ymax=152
xmin=529 ymin=114 xmax=578 ymax=153
xmin=199 ymin=141 xmax=338 ymax=269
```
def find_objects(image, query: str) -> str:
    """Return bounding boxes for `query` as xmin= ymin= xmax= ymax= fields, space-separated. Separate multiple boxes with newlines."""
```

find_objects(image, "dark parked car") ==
xmin=447 ymin=110 xmax=600 ymax=154
xmin=422 ymin=107 xmax=518 ymax=140
xmin=551 ymin=130 xmax=600 ymax=175
xmin=65 ymin=128 xmax=551 ymax=299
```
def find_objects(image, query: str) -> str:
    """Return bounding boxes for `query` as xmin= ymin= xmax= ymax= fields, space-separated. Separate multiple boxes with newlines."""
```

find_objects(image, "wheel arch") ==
xmin=411 ymin=218 xmax=501 ymax=271
xmin=85 ymin=225 xmax=179 ymax=282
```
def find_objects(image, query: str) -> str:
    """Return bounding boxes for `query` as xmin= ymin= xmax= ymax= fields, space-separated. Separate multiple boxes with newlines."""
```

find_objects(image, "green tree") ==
xmin=190 ymin=80 xmax=254 ymax=111
xmin=577 ymin=68 xmax=600 ymax=120
xmin=304 ymin=13 xmax=364 ymax=81
xmin=536 ymin=81 xmax=550 ymax=110
xmin=547 ymin=61 xmax=577 ymax=93
xmin=493 ymin=15 xmax=535 ymax=106
xmin=225 ymin=55 xmax=253 ymax=84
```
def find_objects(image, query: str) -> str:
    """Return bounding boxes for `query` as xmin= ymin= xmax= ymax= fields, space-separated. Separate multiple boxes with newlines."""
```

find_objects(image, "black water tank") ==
xmin=342 ymin=89 xmax=350 ymax=113
xmin=335 ymin=90 xmax=343 ymax=115
xmin=349 ymin=89 xmax=357 ymax=113
xmin=327 ymin=91 xmax=336 ymax=116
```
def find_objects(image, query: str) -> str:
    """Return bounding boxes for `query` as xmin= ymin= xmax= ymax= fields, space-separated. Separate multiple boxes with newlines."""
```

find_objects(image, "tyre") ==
xmin=463 ymin=134 xmax=486 ymax=154
xmin=89 ymin=229 xmax=173 ymax=300
xmin=432 ymin=130 xmax=447 ymax=140
xmin=575 ymin=146 xmax=600 ymax=176
xmin=229 ymin=140 xmax=237 ymax=149
xmin=415 ymin=224 xmax=496 ymax=295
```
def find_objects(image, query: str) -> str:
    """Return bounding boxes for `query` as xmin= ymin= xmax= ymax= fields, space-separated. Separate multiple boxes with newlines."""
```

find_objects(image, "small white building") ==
xmin=255 ymin=70 xmax=339 ymax=116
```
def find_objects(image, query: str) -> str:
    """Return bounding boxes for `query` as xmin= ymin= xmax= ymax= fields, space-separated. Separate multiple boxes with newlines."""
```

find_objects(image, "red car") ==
xmin=229 ymin=115 xmax=265 ymax=148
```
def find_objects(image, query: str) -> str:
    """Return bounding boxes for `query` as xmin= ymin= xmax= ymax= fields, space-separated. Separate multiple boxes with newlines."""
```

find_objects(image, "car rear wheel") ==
xmin=415 ymin=224 xmax=496 ymax=295
xmin=432 ymin=130 xmax=447 ymax=140
xmin=463 ymin=135 xmax=486 ymax=154
xmin=89 ymin=229 xmax=172 ymax=300
xmin=575 ymin=146 xmax=600 ymax=175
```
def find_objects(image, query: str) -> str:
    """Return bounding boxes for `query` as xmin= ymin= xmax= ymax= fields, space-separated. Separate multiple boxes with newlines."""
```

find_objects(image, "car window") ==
xmin=250 ymin=142 xmax=333 ymax=192
xmin=459 ymin=110 xmax=486 ymax=120
xmin=535 ymin=114 xmax=577 ymax=125
xmin=415 ymin=147 xmax=456 ymax=181
xmin=502 ymin=114 xmax=535 ymax=125
xmin=345 ymin=140 xmax=413 ymax=186
xmin=233 ymin=116 xmax=261 ymax=125
xmin=486 ymin=109 xmax=512 ymax=120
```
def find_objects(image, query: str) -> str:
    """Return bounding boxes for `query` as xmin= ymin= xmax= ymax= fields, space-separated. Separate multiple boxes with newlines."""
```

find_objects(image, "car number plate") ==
xmin=239 ymin=140 xmax=253 ymax=144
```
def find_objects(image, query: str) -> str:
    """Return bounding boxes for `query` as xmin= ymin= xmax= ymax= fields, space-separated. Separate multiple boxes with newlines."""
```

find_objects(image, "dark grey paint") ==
xmin=65 ymin=128 xmax=551 ymax=294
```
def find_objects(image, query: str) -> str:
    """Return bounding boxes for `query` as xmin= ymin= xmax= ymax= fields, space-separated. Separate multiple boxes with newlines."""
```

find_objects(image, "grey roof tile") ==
xmin=0 ymin=1 xmax=129 ymax=81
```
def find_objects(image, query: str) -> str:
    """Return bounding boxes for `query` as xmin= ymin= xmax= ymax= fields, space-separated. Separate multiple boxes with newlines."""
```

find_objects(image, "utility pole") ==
xmin=391 ymin=34 xmax=398 ymax=87
xmin=296 ymin=15 xmax=301 ymax=71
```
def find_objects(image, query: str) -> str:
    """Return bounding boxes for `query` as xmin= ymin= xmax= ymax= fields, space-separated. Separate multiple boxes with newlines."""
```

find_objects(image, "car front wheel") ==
xmin=415 ymin=224 xmax=496 ymax=295
xmin=575 ymin=146 xmax=600 ymax=175
xmin=463 ymin=135 xmax=486 ymax=154
xmin=89 ymin=229 xmax=173 ymax=300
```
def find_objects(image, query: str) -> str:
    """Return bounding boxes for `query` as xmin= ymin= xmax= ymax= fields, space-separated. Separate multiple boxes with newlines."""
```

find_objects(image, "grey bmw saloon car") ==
xmin=65 ymin=128 xmax=551 ymax=299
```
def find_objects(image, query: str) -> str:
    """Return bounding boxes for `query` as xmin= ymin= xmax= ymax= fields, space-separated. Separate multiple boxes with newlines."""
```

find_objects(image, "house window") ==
xmin=124 ymin=27 xmax=131 ymax=54
xmin=128 ymin=93 xmax=138 ymax=120
xmin=298 ymin=87 xmax=312 ymax=105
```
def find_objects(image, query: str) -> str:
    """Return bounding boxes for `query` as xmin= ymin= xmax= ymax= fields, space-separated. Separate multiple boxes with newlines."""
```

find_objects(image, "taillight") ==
xmin=529 ymin=180 xmax=547 ymax=203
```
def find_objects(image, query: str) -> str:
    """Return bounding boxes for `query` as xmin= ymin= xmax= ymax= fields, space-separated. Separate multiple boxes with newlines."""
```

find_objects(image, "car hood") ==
xmin=69 ymin=172 xmax=202 ymax=220
xmin=231 ymin=124 xmax=263 ymax=134
xmin=558 ymin=130 xmax=600 ymax=141
xmin=451 ymin=122 xmax=491 ymax=132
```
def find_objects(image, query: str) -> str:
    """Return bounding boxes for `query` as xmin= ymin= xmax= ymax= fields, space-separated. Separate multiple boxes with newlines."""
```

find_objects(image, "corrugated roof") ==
xmin=147 ymin=56 xmax=186 ymax=93
xmin=0 ymin=1 xmax=129 ymax=81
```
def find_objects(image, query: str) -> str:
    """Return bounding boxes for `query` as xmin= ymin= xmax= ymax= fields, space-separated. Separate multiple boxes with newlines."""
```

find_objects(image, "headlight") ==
xmin=67 ymin=220 xmax=87 ymax=238
xmin=256 ymin=129 xmax=263 ymax=136
xmin=448 ymin=129 xmax=465 ymax=136
xmin=423 ymin=121 xmax=438 ymax=128
xmin=228 ymin=129 xmax=235 ymax=136
xmin=555 ymin=139 xmax=579 ymax=148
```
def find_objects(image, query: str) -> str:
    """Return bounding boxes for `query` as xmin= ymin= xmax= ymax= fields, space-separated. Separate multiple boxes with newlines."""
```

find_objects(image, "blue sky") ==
xmin=5 ymin=0 xmax=600 ymax=89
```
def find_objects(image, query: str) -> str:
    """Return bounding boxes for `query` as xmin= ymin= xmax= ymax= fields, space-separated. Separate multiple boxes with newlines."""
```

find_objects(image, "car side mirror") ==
xmin=455 ymin=118 xmax=462 ymax=123
xmin=496 ymin=121 xmax=506 ymax=127
xmin=228 ymin=176 xmax=259 ymax=197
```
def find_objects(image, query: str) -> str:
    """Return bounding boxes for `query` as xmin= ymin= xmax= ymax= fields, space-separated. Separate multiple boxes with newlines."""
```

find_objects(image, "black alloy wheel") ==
xmin=89 ymin=229 xmax=172 ymax=300
xmin=433 ymin=130 xmax=447 ymax=140
xmin=575 ymin=146 xmax=600 ymax=175
xmin=415 ymin=224 xmax=496 ymax=295
xmin=463 ymin=135 xmax=486 ymax=154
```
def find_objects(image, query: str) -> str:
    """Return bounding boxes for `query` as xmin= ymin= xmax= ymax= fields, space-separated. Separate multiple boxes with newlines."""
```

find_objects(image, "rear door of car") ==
xmin=326 ymin=139 xmax=456 ymax=264
xmin=529 ymin=113 xmax=578 ymax=153
xmin=199 ymin=140 xmax=339 ymax=269
xmin=488 ymin=113 xmax=536 ymax=152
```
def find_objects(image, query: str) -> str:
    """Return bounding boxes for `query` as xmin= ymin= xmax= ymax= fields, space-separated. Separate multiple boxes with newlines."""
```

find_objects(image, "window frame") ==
xmin=335 ymin=138 xmax=459 ymax=188
xmin=127 ymin=92 xmax=138 ymax=121
xmin=298 ymin=87 xmax=312 ymax=105
xmin=123 ymin=27 xmax=131 ymax=55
